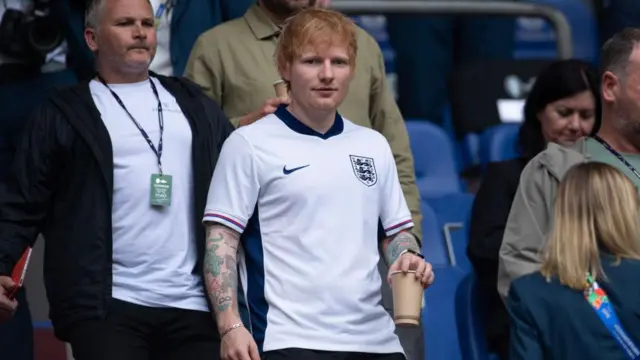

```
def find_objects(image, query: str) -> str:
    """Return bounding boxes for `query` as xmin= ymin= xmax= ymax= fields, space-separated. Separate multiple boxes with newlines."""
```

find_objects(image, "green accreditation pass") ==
xmin=150 ymin=173 xmax=172 ymax=206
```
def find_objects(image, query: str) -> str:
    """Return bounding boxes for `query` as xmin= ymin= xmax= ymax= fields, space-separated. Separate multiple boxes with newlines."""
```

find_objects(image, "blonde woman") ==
xmin=508 ymin=162 xmax=640 ymax=360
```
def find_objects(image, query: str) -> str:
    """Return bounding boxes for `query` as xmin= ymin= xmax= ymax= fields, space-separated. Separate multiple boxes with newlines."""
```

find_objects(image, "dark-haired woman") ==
xmin=466 ymin=59 xmax=601 ymax=360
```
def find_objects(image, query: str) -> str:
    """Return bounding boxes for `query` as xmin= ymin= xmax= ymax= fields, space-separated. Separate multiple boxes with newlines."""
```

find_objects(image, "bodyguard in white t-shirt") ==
xmin=202 ymin=8 xmax=435 ymax=360
xmin=0 ymin=0 xmax=234 ymax=359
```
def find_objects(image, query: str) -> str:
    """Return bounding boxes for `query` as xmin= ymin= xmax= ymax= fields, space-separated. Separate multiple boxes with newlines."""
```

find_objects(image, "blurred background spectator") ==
xmin=508 ymin=162 xmax=640 ymax=359
xmin=466 ymin=58 xmax=600 ymax=360
xmin=386 ymin=0 xmax=518 ymax=126
xmin=146 ymin=0 xmax=254 ymax=76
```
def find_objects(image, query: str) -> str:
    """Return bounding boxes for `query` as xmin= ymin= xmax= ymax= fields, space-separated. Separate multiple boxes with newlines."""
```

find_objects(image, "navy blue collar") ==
xmin=274 ymin=104 xmax=344 ymax=139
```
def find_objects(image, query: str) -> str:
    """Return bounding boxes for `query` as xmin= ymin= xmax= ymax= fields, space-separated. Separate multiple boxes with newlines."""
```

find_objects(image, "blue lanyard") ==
xmin=97 ymin=74 xmax=165 ymax=174
xmin=592 ymin=135 xmax=640 ymax=181
xmin=585 ymin=274 xmax=640 ymax=359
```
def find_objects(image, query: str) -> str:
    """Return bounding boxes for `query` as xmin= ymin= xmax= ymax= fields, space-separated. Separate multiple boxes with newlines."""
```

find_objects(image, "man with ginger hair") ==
xmin=186 ymin=2 xmax=425 ymax=358
xmin=201 ymin=8 xmax=434 ymax=360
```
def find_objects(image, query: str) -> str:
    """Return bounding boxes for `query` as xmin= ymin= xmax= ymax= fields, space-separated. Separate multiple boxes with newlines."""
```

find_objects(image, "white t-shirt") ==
xmin=149 ymin=0 xmax=173 ymax=76
xmin=204 ymin=105 xmax=411 ymax=354
xmin=90 ymin=77 xmax=208 ymax=312
xmin=0 ymin=0 xmax=67 ymax=68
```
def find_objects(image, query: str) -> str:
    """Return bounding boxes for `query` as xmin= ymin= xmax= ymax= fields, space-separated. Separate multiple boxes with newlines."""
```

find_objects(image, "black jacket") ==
xmin=0 ymin=74 xmax=234 ymax=341
xmin=466 ymin=157 xmax=529 ymax=357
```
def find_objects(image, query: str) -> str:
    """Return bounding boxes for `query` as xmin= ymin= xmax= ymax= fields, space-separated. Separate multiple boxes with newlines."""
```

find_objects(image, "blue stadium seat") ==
xmin=425 ymin=193 xmax=475 ymax=274
xmin=420 ymin=194 xmax=475 ymax=360
xmin=443 ymin=105 xmax=471 ymax=172
xmin=455 ymin=274 xmax=499 ymax=360
xmin=460 ymin=133 xmax=481 ymax=169
xmin=405 ymin=120 xmax=461 ymax=198
xmin=514 ymin=0 xmax=598 ymax=62
xmin=420 ymin=200 xmax=449 ymax=267
xmin=423 ymin=266 xmax=466 ymax=360
xmin=479 ymin=124 xmax=521 ymax=167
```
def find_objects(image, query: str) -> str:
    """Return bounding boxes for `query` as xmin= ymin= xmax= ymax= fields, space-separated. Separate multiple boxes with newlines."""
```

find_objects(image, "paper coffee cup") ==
xmin=390 ymin=270 xmax=424 ymax=327
xmin=273 ymin=80 xmax=288 ymax=97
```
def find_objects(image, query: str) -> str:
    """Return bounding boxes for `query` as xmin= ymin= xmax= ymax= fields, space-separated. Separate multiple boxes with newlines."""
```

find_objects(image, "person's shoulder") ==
xmin=354 ymin=25 xmax=380 ymax=49
xmin=47 ymin=79 xmax=89 ymax=98
xmin=510 ymin=272 xmax=565 ymax=307
xmin=16 ymin=81 xmax=92 ymax=135
xmin=43 ymin=81 xmax=93 ymax=114
xmin=511 ymin=271 xmax=548 ymax=292
xmin=156 ymin=75 xmax=218 ymax=107
xmin=508 ymin=272 xmax=579 ymax=326
xmin=344 ymin=117 xmax=387 ymax=143
xmin=621 ymin=257 xmax=640 ymax=270
xmin=157 ymin=75 xmax=202 ymax=94
xmin=354 ymin=25 xmax=384 ymax=59
xmin=235 ymin=113 xmax=281 ymax=138
xmin=343 ymin=120 xmax=394 ymax=162
xmin=197 ymin=16 xmax=251 ymax=45
xmin=607 ymin=258 xmax=640 ymax=302
xmin=525 ymin=137 xmax=589 ymax=181
xmin=221 ymin=126 xmax=254 ymax=151
xmin=155 ymin=75 xmax=232 ymax=124
xmin=604 ymin=257 xmax=640 ymax=280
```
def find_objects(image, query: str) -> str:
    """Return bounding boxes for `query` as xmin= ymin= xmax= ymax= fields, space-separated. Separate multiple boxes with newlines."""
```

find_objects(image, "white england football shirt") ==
xmin=203 ymin=105 xmax=413 ymax=354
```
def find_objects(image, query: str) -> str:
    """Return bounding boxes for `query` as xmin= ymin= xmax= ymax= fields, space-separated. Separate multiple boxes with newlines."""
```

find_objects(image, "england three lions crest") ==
xmin=350 ymin=155 xmax=378 ymax=187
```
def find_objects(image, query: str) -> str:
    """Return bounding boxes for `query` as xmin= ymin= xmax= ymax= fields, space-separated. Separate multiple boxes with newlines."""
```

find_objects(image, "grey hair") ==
xmin=84 ymin=0 xmax=152 ymax=29
xmin=84 ymin=0 xmax=104 ymax=29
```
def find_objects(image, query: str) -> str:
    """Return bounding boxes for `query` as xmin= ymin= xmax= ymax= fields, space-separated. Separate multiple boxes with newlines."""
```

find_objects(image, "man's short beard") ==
xmin=612 ymin=103 xmax=640 ymax=149
xmin=261 ymin=0 xmax=316 ymax=19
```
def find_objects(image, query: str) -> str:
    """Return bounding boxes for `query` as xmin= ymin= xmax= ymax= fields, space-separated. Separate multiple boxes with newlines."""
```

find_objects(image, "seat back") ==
xmin=479 ymin=124 xmax=521 ymax=167
xmin=425 ymin=193 xmax=475 ymax=274
xmin=460 ymin=133 xmax=481 ymax=169
xmin=421 ymin=194 xmax=475 ymax=360
xmin=455 ymin=274 xmax=495 ymax=360
xmin=420 ymin=201 xmax=449 ymax=267
xmin=406 ymin=120 xmax=461 ymax=198
xmin=423 ymin=266 xmax=466 ymax=360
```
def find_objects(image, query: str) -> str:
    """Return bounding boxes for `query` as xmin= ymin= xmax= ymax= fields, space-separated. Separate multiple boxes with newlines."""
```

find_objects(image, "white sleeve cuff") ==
xmin=383 ymin=218 xmax=414 ymax=237
xmin=202 ymin=210 xmax=247 ymax=234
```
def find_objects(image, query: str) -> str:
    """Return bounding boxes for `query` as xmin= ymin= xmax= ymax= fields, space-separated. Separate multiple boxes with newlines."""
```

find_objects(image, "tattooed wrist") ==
xmin=384 ymin=231 xmax=420 ymax=265
xmin=204 ymin=224 xmax=240 ymax=319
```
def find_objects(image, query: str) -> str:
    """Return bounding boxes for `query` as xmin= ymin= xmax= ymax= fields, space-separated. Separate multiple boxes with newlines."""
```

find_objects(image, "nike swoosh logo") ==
xmin=283 ymin=165 xmax=310 ymax=175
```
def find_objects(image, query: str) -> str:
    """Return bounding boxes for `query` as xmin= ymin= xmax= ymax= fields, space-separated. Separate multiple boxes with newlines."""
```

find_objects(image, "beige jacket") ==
xmin=497 ymin=139 xmax=590 ymax=299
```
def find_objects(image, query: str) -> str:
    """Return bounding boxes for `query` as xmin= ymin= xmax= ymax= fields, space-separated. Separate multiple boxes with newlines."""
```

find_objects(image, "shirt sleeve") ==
xmin=379 ymin=139 xmax=414 ymax=237
xmin=203 ymin=131 xmax=259 ymax=234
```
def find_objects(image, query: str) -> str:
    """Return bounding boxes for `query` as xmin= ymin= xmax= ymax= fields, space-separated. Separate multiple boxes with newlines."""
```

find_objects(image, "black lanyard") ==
xmin=593 ymin=135 xmax=640 ymax=181
xmin=97 ymin=74 xmax=165 ymax=174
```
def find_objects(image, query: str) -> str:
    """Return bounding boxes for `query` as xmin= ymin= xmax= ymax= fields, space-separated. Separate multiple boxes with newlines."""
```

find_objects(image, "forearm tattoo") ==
xmin=204 ymin=225 xmax=240 ymax=315
xmin=384 ymin=231 xmax=421 ymax=266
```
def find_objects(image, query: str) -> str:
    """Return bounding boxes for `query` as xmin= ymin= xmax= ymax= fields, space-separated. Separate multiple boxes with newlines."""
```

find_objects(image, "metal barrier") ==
xmin=331 ymin=0 xmax=573 ymax=59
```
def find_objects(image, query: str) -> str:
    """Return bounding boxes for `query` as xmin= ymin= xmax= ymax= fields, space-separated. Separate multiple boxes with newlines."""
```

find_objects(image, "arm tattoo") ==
xmin=204 ymin=224 xmax=240 ymax=316
xmin=383 ymin=231 xmax=421 ymax=266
